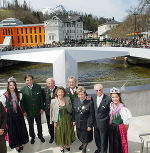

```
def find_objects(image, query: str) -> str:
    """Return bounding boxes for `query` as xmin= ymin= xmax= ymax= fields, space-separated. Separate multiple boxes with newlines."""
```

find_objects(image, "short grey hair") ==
xmin=94 ymin=84 xmax=103 ymax=90
xmin=68 ymin=76 xmax=76 ymax=82
xmin=46 ymin=78 xmax=55 ymax=83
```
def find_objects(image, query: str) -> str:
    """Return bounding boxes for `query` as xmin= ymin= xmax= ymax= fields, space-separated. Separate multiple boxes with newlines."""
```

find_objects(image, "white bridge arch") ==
xmin=0 ymin=47 xmax=150 ymax=87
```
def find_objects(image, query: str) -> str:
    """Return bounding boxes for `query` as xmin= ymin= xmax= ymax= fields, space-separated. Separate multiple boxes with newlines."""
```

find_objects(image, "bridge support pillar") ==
xmin=53 ymin=50 xmax=78 ymax=88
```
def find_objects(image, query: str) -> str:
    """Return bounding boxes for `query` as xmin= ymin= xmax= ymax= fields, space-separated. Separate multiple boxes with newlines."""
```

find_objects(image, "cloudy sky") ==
xmin=7 ymin=0 xmax=140 ymax=21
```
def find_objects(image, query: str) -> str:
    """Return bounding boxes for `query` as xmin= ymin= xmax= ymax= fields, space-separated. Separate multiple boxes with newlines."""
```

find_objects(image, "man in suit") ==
xmin=66 ymin=76 xmax=78 ymax=105
xmin=42 ymin=78 xmax=57 ymax=144
xmin=20 ymin=74 xmax=45 ymax=144
xmin=92 ymin=84 xmax=111 ymax=153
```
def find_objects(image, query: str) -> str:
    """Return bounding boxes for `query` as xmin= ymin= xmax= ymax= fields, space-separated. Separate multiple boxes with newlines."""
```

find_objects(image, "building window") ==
xmin=70 ymin=30 xmax=71 ymax=33
xmin=40 ymin=35 xmax=42 ymax=42
xmin=17 ymin=28 xmax=19 ymax=34
xmin=18 ymin=36 xmax=20 ymax=43
xmin=22 ymin=36 xmax=24 ymax=43
xmin=34 ymin=27 xmax=36 ymax=33
xmin=8 ymin=29 xmax=10 ymax=35
xmin=26 ymin=28 xmax=28 ymax=34
xmin=12 ymin=36 xmax=14 ymax=44
xmin=39 ymin=27 xmax=41 ymax=33
xmin=52 ymin=35 xmax=54 ymax=40
xmin=26 ymin=36 xmax=28 ymax=43
xmin=49 ymin=35 xmax=51 ymax=40
xmin=31 ymin=35 xmax=33 ymax=43
xmin=35 ymin=35 xmax=37 ymax=43
xmin=3 ymin=29 xmax=5 ymax=35
xmin=21 ymin=28 xmax=23 ymax=34
xmin=11 ymin=29 xmax=13 ymax=35
xmin=5 ymin=29 xmax=7 ymax=35
xmin=30 ymin=28 xmax=32 ymax=34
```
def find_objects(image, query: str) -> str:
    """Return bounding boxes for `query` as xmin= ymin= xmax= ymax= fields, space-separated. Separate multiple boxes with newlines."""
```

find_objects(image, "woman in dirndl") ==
xmin=0 ymin=77 xmax=29 ymax=152
xmin=109 ymin=87 xmax=132 ymax=153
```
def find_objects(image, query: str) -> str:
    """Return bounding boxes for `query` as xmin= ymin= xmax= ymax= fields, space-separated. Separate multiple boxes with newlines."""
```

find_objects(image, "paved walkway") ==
xmin=7 ymin=115 xmax=150 ymax=153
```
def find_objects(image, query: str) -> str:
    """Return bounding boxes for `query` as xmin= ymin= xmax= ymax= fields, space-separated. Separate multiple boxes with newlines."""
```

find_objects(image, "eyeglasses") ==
xmin=95 ymin=89 xmax=102 ymax=92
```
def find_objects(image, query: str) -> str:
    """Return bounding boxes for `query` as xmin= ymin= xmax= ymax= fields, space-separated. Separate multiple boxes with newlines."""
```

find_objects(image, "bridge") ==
xmin=0 ymin=47 xmax=150 ymax=87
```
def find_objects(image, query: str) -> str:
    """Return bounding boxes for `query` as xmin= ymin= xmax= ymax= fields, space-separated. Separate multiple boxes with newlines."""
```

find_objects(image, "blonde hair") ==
xmin=76 ymin=86 xmax=86 ymax=94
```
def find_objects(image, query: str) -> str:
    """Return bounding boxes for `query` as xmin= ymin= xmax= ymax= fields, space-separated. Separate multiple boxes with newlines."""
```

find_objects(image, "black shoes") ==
xmin=49 ymin=138 xmax=54 ymax=144
xmin=60 ymin=149 xmax=64 ymax=152
xmin=94 ymin=149 xmax=101 ymax=153
xmin=39 ymin=137 xmax=45 ymax=143
xmin=66 ymin=147 xmax=70 ymax=151
xmin=79 ymin=144 xmax=83 ymax=150
xmin=82 ymin=149 xmax=86 ymax=153
xmin=31 ymin=138 xmax=35 ymax=144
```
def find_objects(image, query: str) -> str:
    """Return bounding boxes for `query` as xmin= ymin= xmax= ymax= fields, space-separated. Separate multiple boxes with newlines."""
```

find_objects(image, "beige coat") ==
xmin=50 ymin=96 xmax=72 ymax=124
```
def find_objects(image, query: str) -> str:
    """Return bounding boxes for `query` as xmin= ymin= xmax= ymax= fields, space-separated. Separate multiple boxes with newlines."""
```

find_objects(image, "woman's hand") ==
xmin=125 ymin=124 xmax=129 ymax=131
xmin=0 ymin=129 xmax=4 ymax=135
xmin=87 ymin=127 xmax=92 ymax=131
xmin=54 ymin=122 xmax=57 ymax=128
xmin=40 ymin=109 xmax=44 ymax=114
xmin=73 ymin=122 xmax=76 ymax=126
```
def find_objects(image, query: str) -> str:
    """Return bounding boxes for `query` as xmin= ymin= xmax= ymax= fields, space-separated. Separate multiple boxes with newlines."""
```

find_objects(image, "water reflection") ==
xmin=0 ymin=59 xmax=150 ymax=88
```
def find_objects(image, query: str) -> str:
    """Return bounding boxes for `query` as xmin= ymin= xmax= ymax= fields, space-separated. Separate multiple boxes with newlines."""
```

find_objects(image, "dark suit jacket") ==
xmin=42 ymin=86 xmax=57 ymax=115
xmin=20 ymin=83 xmax=44 ymax=117
xmin=72 ymin=98 xmax=94 ymax=130
xmin=92 ymin=94 xmax=111 ymax=129
xmin=0 ymin=102 xmax=7 ymax=136
xmin=66 ymin=87 xmax=78 ymax=104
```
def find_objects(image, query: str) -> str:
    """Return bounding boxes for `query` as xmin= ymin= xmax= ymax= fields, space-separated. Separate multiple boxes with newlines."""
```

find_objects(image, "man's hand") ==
xmin=87 ymin=127 xmax=92 ymax=131
xmin=73 ymin=122 xmax=76 ymax=126
xmin=23 ymin=112 xmax=27 ymax=117
xmin=40 ymin=109 xmax=44 ymax=114
xmin=86 ymin=96 xmax=91 ymax=100
xmin=0 ymin=129 xmax=4 ymax=135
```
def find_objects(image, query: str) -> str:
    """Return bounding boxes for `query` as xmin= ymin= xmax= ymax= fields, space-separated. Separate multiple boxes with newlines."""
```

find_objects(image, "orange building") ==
xmin=0 ymin=18 xmax=45 ymax=48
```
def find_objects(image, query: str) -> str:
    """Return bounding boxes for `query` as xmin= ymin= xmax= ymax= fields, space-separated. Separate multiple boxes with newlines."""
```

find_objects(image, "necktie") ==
xmin=50 ymin=90 xmax=53 ymax=98
xmin=72 ymin=89 xmax=74 ymax=95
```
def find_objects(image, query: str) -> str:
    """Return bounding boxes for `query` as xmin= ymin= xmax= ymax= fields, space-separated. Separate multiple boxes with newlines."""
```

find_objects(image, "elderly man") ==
xmin=66 ymin=76 xmax=78 ymax=105
xmin=92 ymin=84 xmax=111 ymax=153
xmin=42 ymin=78 xmax=57 ymax=143
xmin=20 ymin=74 xmax=45 ymax=144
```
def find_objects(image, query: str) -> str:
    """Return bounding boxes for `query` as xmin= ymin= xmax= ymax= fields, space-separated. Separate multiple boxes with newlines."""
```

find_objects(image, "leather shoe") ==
xmin=82 ymin=149 xmax=86 ymax=153
xmin=49 ymin=138 xmax=54 ymax=143
xmin=94 ymin=149 xmax=101 ymax=153
xmin=60 ymin=149 xmax=64 ymax=152
xmin=66 ymin=147 xmax=70 ymax=151
xmin=39 ymin=137 xmax=45 ymax=143
xmin=31 ymin=138 xmax=35 ymax=144
xmin=79 ymin=144 xmax=83 ymax=150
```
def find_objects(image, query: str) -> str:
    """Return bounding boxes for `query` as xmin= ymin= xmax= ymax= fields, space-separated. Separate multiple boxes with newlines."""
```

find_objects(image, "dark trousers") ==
xmin=45 ymin=113 xmax=54 ymax=139
xmin=0 ymin=136 xmax=7 ymax=153
xmin=27 ymin=114 xmax=43 ymax=139
xmin=94 ymin=126 xmax=109 ymax=153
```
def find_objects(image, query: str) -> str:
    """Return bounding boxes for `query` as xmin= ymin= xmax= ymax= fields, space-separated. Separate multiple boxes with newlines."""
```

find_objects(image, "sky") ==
xmin=6 ymin=0 xmax=140 ymax=21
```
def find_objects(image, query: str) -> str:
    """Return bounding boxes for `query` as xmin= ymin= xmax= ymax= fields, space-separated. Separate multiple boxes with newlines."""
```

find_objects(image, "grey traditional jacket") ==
xmin=50 ymin=96 xmax=72 ymax=124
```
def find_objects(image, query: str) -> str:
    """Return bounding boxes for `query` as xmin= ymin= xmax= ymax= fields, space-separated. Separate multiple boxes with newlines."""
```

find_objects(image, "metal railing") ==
xmin=139 ymin=133 xmax=150 ymax=153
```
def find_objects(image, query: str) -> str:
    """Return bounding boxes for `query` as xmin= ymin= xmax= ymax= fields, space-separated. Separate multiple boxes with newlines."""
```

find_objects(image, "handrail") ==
xmin=139 ymin=133 xmax=150 ymax=153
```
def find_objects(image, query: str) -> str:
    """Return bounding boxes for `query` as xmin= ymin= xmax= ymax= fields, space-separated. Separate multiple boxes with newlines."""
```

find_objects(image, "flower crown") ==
xmin=110 ymin=87 xmax=120 ymax=93
xmin=8 ymin=76 xmax=16 ymax=82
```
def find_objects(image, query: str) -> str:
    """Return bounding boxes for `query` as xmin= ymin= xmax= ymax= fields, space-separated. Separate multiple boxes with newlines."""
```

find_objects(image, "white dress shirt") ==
xmin=97 ymin=94 xmax=104 ymax=108
xmin=70 ymin=87 xmax=77 ymax=95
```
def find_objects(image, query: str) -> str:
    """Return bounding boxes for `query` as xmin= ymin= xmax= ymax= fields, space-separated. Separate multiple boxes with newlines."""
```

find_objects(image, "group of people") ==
xmin=0 ymin=75 xmax=132 ymax=153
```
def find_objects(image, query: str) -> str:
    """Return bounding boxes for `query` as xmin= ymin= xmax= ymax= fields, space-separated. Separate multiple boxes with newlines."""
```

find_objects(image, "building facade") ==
xmin=98 ymin=18 xmax=119 ymax=40
xmin=0 ymin=18 xmax=45 ymax=48
xmin=44 ymin=15 xmax=83 ymax=44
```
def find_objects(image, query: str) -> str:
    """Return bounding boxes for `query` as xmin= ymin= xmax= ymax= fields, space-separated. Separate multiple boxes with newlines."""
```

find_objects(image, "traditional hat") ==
xmin=110 ymin=87 xmax=120 ymax=93
xmin=8 ymin=76 xmax=16 ymax=82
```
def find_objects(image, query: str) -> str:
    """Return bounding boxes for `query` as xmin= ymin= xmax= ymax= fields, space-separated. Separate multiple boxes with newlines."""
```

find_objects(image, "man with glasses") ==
xmin=92 ymin=84 xmax=111 ymax=153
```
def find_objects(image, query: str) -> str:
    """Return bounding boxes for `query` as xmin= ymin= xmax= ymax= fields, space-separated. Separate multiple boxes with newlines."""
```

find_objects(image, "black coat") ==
xmin=92 ymin=94 xmax=111 ymax=129
xmin=73 ymin=98 xmax=94 ymax=130
xmin=42 ymin=86 xmax=57 ymax=115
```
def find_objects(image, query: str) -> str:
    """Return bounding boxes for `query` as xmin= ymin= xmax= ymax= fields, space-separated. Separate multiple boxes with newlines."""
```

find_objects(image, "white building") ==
xmin=44 ymin=15 xmax=83 ymax=44
xmin=98 ymin=19 xmax=119 ymax=40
